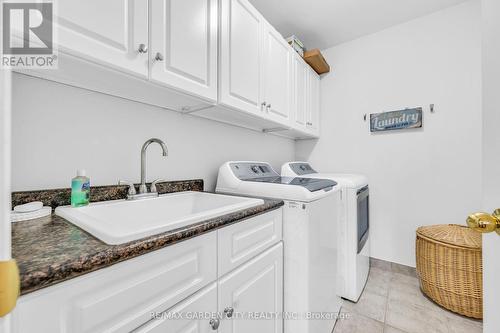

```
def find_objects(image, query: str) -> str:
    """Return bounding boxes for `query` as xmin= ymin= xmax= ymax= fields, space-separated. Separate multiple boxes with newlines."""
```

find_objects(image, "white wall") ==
xmin=481 ymin=0 xmax=500 ymax=331
xmin=296 ymin=0 xmax=482 ymax=267
xmin=11 ymin=74 xmax=295 ymax=192
xmin=481 ymin=1 xmax=500 ymax=210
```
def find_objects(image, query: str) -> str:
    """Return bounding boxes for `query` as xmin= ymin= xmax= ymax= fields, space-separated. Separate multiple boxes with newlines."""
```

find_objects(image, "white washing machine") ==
xmin=282 ymin=162 xmax=370 ymax=303
xmin=217 ymin=161 xmax=342 ymax=333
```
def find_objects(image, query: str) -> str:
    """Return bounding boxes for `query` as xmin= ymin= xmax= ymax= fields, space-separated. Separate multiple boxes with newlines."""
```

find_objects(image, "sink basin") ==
xmin=55 ymin=191 xmax=264 ymax=245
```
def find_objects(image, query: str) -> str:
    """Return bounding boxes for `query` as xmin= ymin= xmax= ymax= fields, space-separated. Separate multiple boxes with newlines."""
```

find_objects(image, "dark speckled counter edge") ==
xmin=12 ymin=180 xmax=283 ymax=295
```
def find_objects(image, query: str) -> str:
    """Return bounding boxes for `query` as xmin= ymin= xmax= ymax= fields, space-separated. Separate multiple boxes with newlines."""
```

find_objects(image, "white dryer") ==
xmin=217 ymin=161 xmax=342 ymax=333
xmin=282 ymin=162 xmax=370 ymax=303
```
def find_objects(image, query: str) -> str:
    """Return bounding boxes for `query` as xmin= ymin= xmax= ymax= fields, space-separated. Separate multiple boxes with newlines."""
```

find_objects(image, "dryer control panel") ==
xmin=229 ymin=162 xmax=279 ymax=180
xmin=289 ymin=162 xmax=317 ymax=176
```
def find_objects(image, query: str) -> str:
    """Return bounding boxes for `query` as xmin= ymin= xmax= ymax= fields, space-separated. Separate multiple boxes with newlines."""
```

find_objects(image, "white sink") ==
xmin=55 ymin=191 xmax=264 ymax=245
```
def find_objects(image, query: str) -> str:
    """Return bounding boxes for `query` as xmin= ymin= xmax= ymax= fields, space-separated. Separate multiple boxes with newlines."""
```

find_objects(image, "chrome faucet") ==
xmin=140 ymin=138 xmax=168 ymax=194
xmin=119 ymin=138 xmax=168 ymax=200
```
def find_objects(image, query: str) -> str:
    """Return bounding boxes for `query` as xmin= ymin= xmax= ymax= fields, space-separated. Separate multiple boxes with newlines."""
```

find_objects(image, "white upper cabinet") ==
xmin=219 ymin=0 xmax=264 ymax=116
xmin=306 ymin=69 xmax=320 ymax=137
xmin=56 ymin=0 xmax=149 ymax=78
xmin=288 ymin=54 xmax=320 ymax=138
xmin=16 ymin=0 xmax=320 ymax=138
xmin=150 ymin=0 xmax=218 ymax=101
xmin=219 ymin=0 xmax=293 ymax=128
xmin=262 ymin=24 xmax=291 ymax=124
xmin=292 ymin=54 xmax=308 ymax=129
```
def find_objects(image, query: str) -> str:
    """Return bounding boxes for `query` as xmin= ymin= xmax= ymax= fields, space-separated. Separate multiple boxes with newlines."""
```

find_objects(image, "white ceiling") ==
xmin=249 ymin=0 xmax=470 ymax=50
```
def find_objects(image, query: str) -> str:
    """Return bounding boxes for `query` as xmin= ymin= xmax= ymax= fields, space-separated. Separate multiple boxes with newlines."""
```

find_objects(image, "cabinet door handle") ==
xmin=224 ymin=306 xmax=234 ymax=318
xmin=266 ymin=104 xmax=271 ymax=112
xmin=138 ymin=43 xmax=148 ymax=53
xmin=209 ymin=318 xmax=220 ymax=330
xmin=261 ymin=102 xmax=267 ymax=111
xmin=307 ymin=122 xmax=313 ymax=126
xmin=154 ymin=52 xmax=164 ymax=61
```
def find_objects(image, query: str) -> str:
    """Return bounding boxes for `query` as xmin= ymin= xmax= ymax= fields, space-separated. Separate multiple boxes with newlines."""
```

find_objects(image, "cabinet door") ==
xmin=292 ymin=56 xmax=307 ymax=129
xmin=219 ymin=0 xmax=264 ymax=116
xmin=262 ymin=26 xmax=291 ymax=124
xmin=150 ymin=0 xmax=218 ymax=101
xmin=134 ymin=283 xmax=217 ymax=333
xmin=306 ymin=70 xmax=320 ymax=136
xmin=218 ymin=243 xmax=283 ymax=333
xmin=218 ymin=209 xmax=282 ymax=276
xmin=55 ymin=0 xmax=148 ymax=77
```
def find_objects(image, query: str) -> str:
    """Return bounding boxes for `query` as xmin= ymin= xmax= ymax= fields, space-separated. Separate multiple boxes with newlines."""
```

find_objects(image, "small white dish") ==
xmin=13 ymin=201 xmax=44 ymax=213
xmin=11 ymin=206 xmax=52 ymax=222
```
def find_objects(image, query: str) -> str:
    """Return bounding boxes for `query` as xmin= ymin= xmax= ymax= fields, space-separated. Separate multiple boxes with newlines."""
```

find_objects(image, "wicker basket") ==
xmin=416 ymin=224 xmax=482 ymax=318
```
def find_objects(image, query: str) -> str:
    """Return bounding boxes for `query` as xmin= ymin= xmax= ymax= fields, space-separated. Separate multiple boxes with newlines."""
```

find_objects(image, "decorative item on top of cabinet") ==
xmin=303 ymin=49 xmax=330 ymax=75
xmin=286 ymin=35 xmax=306 ymax=57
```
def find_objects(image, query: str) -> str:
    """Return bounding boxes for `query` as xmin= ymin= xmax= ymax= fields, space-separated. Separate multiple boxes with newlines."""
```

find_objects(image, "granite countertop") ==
xmin=11 ymin=180 xmax=283 ymax=295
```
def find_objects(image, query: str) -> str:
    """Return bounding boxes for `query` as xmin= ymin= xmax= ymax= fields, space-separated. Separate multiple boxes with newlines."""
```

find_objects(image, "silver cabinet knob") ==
xmin=154 ymin=52 xmax=164 ymax=61
xmin=266 ymin=104 xmax=271 ymax=112
xmin=138 ymin=43 xmax=148 ymax=53
xmin=306 ymin=122 xmax=313 ymax=126
xmin=261 ymin=101 xmax=267 ymax=111
xmin=224 ymin=307 xmax=234 ymax=318
xmin=209 ymin=318 xmax=220 ymax=330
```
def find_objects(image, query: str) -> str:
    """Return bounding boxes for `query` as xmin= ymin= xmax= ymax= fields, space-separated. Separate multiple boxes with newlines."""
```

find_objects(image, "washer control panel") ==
xmin=229 ymin=162 xmax=279 ymax=180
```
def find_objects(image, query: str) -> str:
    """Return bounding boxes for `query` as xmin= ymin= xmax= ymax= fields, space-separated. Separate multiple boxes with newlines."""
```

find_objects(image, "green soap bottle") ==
xmin=71 ymin=169 xmax=90 ymax=207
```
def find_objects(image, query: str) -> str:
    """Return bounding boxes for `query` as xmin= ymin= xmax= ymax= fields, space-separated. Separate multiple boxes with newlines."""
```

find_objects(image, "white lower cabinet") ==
xmin=218 ymin=243 xmax=284 ymax=333
xmin=134 ymin=283 xmax=218 ymax=333
xmin=218 ymin=209 xmax=282 ymax=276
xmin=12 ymin=209 xmax=283 ymax=333
xmin=136 ymin=242 xmax=284 ymax=333
xmin=12 ymin=232 xmax=218 ymax=333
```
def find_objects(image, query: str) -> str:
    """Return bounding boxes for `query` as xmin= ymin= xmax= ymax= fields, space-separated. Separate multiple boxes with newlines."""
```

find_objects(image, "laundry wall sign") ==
xmin=370 ymin=108 xmax=423 ymax=132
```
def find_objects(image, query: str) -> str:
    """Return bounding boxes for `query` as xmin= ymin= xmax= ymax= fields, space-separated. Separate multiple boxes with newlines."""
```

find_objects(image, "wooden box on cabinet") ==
xmin=303 ymin=49 xmax=330 ymax=75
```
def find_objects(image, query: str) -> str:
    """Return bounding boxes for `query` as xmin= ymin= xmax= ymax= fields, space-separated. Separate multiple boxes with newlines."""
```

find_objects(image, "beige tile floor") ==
xmin=333 ymin=258 xmax=483 ymax=333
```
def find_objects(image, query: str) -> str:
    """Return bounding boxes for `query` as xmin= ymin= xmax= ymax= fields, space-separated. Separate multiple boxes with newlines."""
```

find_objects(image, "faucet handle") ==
xmin=150 ymin=179 xmax=167 ymax=193
xmin=118 ymin=180 xmax=137 ymax=196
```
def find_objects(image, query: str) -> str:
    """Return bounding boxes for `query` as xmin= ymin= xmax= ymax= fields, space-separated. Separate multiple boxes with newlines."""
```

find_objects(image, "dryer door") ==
xmin=357 ymin=186 xmax=369 ymax=254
